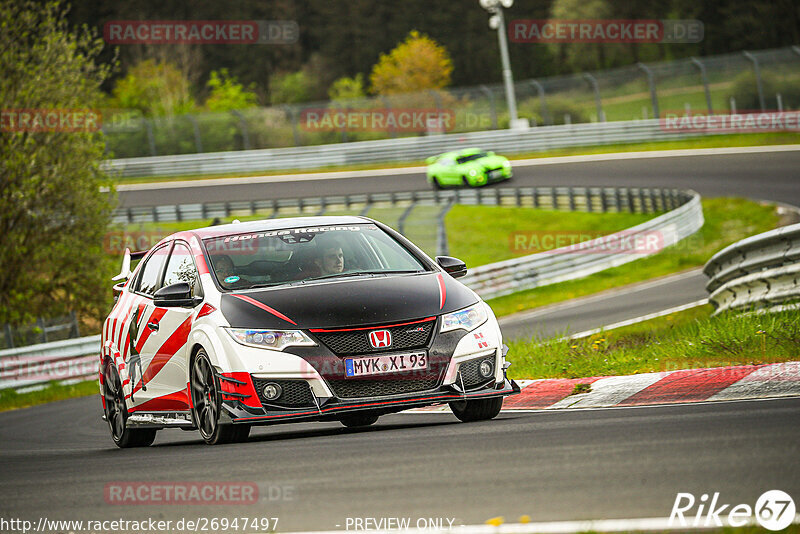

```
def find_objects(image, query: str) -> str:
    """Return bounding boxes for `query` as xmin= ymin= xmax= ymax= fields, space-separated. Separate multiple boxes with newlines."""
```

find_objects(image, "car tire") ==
xmin=461 ymin=175 xmax=469 ymax=187
xmin=339 ymin=413 xmax=380 ymax=428
xmin=191 ymin=349 xmax=240 ymax=445
xmin=432 ymin=176 xmax=443 ymax=190
xmin=103 ymin=362 xmax=158 ymax=448
xmin=449 ymin=396 xmax=503 ymax=422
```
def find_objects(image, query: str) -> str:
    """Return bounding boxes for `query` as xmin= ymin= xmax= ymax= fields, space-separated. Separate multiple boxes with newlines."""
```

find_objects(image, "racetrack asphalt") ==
xmin=116 ymin=148 xmax=800 ymax=207
xmin=0 ymin=395 xmax=798 ymax=532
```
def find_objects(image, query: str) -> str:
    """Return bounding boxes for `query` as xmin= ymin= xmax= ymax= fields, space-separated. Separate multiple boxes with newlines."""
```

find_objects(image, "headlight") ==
xmin=225 ymin=328 xmax=316 ymax=351
xmin=469 ymin=169 xmax=477 ymax=176
xmin=503 ymin=160 xmax=511 ymax=168
xmin=440 ymin=304 xmax=488 ymax=333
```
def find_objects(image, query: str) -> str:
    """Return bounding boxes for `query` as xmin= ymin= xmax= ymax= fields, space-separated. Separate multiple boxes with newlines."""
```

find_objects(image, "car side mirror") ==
xmin=154 ymin=282 xmax=201 ymax=308
xmin=435 ymin=256 xmax=467 ymax=278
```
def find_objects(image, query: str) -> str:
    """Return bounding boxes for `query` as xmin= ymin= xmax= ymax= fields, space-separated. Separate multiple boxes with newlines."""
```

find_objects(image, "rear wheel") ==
xmin=449 ymin=396 xmax=503 ymax=422
xmin=191 ymin=350 xmax=245 ymax=445
xmin=339 ymin=413 xmax=380 ymax=428
xmin=103 ymin=363 xmax=157 ymax=448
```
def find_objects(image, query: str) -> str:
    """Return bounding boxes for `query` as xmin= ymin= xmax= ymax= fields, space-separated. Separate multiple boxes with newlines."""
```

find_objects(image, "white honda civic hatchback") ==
xmin=100 ymin=216 xmax=518 ymax=447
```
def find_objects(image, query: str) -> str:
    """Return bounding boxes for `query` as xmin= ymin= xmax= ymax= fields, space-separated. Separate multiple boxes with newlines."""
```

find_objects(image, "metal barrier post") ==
xmin=398 ymin=202 xmax=416 ymax=235
xmin=144 ymin=118 xmax=157 ymax=156
xmin=637 ymin=63 xmax=660 ymax=120
xmin=436 ymin=197 xmax=455 ymax=256
xmin=187 ymin=114 xmax=203 ymax=153
xmin=231 ymin=110 xmax=251 ymax=149
xmin=691 ymin=57 xmax=714 ymax=114
xmin=480 ymin=85 xmax=498 ymax=129
xmin=743 ymin=51 xmax=766 ymax=111
xmin=529 ymin=80 xmax=550 ymax=125
xmin=582 ymin=74 xmax=606 ymax=122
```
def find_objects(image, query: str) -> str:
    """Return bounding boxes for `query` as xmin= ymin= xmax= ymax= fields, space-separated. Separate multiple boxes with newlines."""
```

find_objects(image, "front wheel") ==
xmin=191 ymin=350 xmax=246 ymax=445
xmin=431 ymin=176 xmax=443 ymax=190
xmin=449 ymin=396 xmax=503 ymax=422
xmin=103 ymin=363 xmax=157 ymax=448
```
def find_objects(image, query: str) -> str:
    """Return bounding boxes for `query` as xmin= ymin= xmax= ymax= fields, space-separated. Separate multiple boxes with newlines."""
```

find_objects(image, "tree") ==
xmin=111 ymin=59 xmax=196 ymax=116
xmin=269 ymin=71 xmax=313 ymax=105
xmin=328 ymin=74 xmax=366 ymax=103
xmin=0 ymin=0 xmax=116 ymax=326
xmin=369 ymin=30 xmax=453 ymax=96
xmin=205 ymin=69 xmax=258 ymax=111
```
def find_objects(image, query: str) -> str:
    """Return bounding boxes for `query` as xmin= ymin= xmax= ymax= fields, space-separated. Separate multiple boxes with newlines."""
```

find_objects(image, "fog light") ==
xmin=479 ymin=360 xmax=494 ymax=378
xmin=262 ymin=382 xmax=282 ymax=401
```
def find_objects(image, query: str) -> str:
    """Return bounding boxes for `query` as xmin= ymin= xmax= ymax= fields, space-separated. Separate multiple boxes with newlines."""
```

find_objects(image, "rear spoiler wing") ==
xmin=112 ymin=248 xmax=148 ymax=282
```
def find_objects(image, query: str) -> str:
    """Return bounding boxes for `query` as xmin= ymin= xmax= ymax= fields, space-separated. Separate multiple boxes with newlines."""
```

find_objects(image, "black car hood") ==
xmin=220 ymin=272 xmax=478 ymax=329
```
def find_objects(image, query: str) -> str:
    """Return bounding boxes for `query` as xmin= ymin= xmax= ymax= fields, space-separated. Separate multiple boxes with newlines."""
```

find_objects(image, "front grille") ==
xmin=251 ymin=377 xmax=315 ymax=409
xmin=327 ymin=378 xmax=440 ymax=399
xmin=313 ymin=319 xmax=435 ymax=356
xmin=459 ymin=357 xmax=494 ymax=389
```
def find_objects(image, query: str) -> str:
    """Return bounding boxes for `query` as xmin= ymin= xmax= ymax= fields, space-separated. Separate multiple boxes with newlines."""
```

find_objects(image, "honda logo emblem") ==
xmin=368 ymin=330 xmax=392 ymax=349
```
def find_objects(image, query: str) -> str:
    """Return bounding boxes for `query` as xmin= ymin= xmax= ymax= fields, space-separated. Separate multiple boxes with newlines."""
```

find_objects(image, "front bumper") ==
xmin=223 ymin=377 xmax=520 ymax=425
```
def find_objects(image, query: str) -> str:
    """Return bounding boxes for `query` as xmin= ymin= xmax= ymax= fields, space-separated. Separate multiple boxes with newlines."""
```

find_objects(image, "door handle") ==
xmin=147 ymin=322 xmax=159 ymax=331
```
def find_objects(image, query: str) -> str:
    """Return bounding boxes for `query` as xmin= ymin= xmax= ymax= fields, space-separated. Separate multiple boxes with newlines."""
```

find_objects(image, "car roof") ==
xmin=184 ymin=215 xmax=373 ymax=240
xmin=437 ymin=147 xmax=486 ymax=159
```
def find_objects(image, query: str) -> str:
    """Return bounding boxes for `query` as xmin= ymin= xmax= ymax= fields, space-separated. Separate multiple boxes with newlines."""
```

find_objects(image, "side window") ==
xmin=163 ymin=243 xmax=200 ymax=296
xmin=136 ymin=245 xmax=170 ymax=296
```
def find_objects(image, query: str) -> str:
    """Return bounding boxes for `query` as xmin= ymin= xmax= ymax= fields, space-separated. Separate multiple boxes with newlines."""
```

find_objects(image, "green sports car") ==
xmin=426 ymin=148 xmax=512 ymax=188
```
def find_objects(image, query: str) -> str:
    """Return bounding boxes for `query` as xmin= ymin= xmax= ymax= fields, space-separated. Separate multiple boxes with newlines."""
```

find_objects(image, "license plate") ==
xmin=488 ymin=169 xmax=502 ymax=178
xmin=345 ymin=352 xmax=428 ymax=378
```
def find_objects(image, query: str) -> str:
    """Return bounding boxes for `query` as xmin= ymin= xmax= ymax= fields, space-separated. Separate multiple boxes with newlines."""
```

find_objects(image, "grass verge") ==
xmin=0 ymin=380 xmax=97 ymax=413
xmin=485 ymin=197 xmax=780 ymax=317
xmin=506 ymin=304 xmax=799 ymax=380
xmin=114 ymin=132 xmax=800 ymax=184
xmin=445 ymin=205 xmax=652 ymax=268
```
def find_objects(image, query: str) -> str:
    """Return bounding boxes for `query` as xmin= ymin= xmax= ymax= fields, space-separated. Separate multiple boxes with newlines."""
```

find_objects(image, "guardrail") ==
xmin=704 ymin=223 xmax=800 ymax=314
xmin=461 ymin=190 xmax=703 ymax=299
xmin=7 ymin=186 xmax=704 ymax=391
xmin=103 ymin=118 xmax=705 ymax=178
xmin=0 ymin=335 xmax=100 ymax=390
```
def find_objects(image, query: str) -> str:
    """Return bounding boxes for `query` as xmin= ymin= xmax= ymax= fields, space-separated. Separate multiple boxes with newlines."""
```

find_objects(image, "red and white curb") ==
xmin=412 ymin=362 xmax=800 ymax=412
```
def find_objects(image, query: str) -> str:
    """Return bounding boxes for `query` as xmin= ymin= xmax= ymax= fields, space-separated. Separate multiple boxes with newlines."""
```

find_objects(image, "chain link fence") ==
xmin=103 ymin=47 xmax=800 ymax=159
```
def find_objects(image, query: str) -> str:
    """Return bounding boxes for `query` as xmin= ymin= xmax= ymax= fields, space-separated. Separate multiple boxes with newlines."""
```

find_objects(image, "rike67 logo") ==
xmin=669 ymin=490 xmax=796 ymax=530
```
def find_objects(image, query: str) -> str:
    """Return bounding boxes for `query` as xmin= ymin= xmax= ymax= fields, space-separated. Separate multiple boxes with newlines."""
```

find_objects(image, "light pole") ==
xmin=479 ymin=0 xmax=525 ymax=129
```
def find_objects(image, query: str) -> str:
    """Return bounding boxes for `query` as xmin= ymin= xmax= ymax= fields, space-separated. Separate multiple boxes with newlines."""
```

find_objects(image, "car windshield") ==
xmin=204 ymin=223 xmax=428 ymax=290
xmin=456 ymin=152 xmax=488 ymax=164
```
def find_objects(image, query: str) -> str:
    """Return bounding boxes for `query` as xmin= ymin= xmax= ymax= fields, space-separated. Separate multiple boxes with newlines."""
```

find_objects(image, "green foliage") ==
xmin=370 ymin=30 xmax=453 ymax=96
xmin=728 ymin=71 xmax=800 ymax=111
xmin=518 ymin=96 xmax=590 ymax=126
xmin=111 ymin=59 xmax=196 ymax=116
xmin=487 ymin=197 xmax=779 ymax=317
xmin=205 ymin=69 xmax=258 ymax=112
xmin=270 ymin=71 xmax=313 ymax=105
xmin=0 ymin=0 xmax=116 ymax=325
xmin=328 ymin=74 xmax=367 ymax=103
xmin=506 ymin=306 xmax=799 ymax=380
xmin=0 ymin=380 xmax=98 ymax=412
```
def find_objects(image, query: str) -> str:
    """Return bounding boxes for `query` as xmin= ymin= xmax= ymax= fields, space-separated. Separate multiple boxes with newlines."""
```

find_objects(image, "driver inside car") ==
xmin=314 ymin=240 xmax=345 ymax=276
